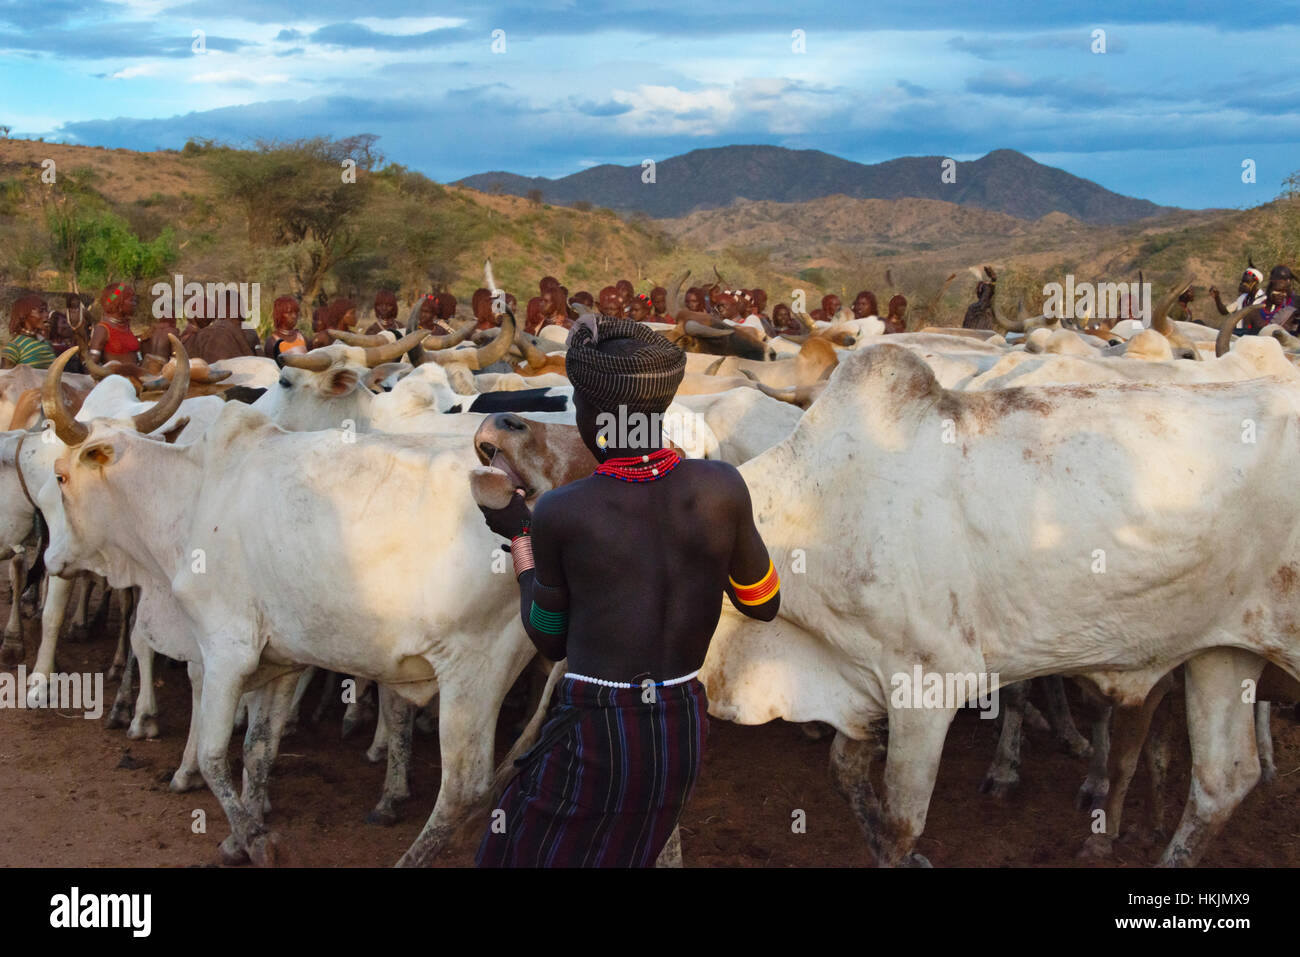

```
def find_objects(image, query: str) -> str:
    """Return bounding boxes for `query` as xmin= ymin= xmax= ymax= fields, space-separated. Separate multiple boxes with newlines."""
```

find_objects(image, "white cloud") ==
xmin=111 ymin=64 xmax=159 ymax=79
xmin=191 ymin=70 xmax=291 ymax=85
xmin=353 ymin=16 xmax=466 ymax=35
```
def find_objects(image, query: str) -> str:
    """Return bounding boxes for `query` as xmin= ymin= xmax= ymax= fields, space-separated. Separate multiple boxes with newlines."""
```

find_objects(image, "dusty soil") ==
xmin=2 ymin=594 xmax=1299 ymax=869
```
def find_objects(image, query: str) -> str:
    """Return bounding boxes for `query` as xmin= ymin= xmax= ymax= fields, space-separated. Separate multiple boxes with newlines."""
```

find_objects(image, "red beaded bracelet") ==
xmin=511 ymin=534 xmax=535 ymax=578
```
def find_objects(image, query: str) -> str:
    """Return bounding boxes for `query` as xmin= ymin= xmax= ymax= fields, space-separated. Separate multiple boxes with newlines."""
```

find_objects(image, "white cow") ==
xmin=492 ymin=342 xmax=1300 ymax=867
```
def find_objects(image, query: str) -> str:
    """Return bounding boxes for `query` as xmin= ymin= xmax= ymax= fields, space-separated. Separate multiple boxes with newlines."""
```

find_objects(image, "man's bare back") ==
xmin=530 ymin=457 xmax=775 ymax=682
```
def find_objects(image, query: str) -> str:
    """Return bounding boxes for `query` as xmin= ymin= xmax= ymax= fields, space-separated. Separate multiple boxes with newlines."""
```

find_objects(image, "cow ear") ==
xmin=160 ymin=416 xmax=190 ymax=444
xmin=80 ymin=441 xmax=116 ymax=468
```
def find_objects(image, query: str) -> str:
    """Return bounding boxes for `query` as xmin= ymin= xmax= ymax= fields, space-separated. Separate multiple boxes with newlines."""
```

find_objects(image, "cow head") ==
xmin=40 ymin=338 xmax=194 ymax=580
xmin=253 ymin=332 xmax=425 ymax=431
xmin=473 ymin=412 xmax=596 ymax=503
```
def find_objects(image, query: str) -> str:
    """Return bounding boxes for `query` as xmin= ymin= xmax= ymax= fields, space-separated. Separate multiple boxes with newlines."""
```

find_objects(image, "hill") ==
xmin=0 ymin=137 xmax=1294 ymax=332
xmin=456 ymin=145 xmax=1173 ymax=223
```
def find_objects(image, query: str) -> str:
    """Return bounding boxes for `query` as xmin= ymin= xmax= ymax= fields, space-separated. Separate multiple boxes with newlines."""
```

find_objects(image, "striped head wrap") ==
xmin=565 ymin=315 xmax=685 ymax=414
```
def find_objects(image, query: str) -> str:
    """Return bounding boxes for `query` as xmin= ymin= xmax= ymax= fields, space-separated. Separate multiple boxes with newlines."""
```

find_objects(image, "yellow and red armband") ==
xmin=729 ymin=560 xmax=780 ymax=606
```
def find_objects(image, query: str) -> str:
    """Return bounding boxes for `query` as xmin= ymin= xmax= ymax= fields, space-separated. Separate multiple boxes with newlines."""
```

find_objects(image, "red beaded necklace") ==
xmin=593 ymin=447 xmax=681 ymax=483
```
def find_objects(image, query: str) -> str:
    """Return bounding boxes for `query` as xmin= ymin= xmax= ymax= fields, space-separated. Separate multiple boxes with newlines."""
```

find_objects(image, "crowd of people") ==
xmin=4 ymin=263 xmax=1296 ymax=374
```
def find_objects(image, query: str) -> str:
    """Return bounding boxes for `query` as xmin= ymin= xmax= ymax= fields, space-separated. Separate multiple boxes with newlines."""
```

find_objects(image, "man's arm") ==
xmin=723 ymin=472 xmax=780 ymax=622
xmin=517 ymin=494 xmax=569 ymax=661
xmin=480 ymin=490 xmax=570 ymax=661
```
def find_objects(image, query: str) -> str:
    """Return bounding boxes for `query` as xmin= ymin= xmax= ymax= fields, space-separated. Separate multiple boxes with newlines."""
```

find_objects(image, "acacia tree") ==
xmin=207 ymin=135 xmax=381 ymax=302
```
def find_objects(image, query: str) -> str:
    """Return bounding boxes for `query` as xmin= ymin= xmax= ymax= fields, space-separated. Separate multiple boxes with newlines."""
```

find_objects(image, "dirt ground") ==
xmin=2 ymin=594 xmax=1299 ymax=869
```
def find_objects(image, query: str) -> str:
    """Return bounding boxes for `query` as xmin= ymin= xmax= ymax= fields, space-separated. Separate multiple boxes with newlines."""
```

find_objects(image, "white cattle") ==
xmin=36 ymin=351 xmax=605 ymax=866
xmin=494 ymin=342 xmax=1300 ymax=867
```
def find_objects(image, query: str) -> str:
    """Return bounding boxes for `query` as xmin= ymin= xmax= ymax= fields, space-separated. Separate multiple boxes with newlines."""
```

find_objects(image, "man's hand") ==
xmin=1209 ymin=285 xmax=1221 ymax=301
xmin=479 ymin=489 xmax=532 ymax=540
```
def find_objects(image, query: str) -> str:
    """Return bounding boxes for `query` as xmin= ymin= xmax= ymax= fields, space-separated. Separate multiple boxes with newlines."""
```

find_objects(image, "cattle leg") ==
xmin=342 ymin=677 xmax=375 ymax=737
xmin=366 ymin=691 xmax=391 ymax=764
xmin=27 ymin=573 xmax=74 ymax=707
xmin=1255 ymin=701 xmax=1276 ymax=784
xmin=240 ymin=670 xmax=301 ymax=824
xmin=1077 ymin=673 xmax=1174 ymax=860
xmin=196 ymin=662 xmax=281 ymax=867
xmin=169 ymin=660 xmax=205 ymax=793
xmin=980 ymin=681 xmax=1026 ymax=798
xmin=1042 ymin=675 xmax=1092 ymax=757
xmin=833 ymin=707 xmax=953 ymax=867
xmin=1 ymin=551 xmax=25 ymax=665
xmin=282 ymin=667 xmax=316 ymax=738
xmin=126 ymin=652 xmax=160 ymax=739
xmin=108 ymin=588 xmax=133 ymax=681
xmin=396 ymin=636 xmax=534 ymax=867
xmin=65 ymin=572 xmax=92 ymax=643
xmin=366 ymin=685 xmax=415 ymax=827
xmin=1143 ymin=693 xmax=1175 ymax=838
xmin=311 ymin=670 xmax=340 ymax=724
xmin=1074 ymin=682 xmax=1113 ymax=811
xmin=1160 ymin=649 xmax=1264 ymax=867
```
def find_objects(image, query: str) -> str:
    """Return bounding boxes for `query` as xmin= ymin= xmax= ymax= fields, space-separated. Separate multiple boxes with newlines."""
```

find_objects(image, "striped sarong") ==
xmin=477 ymin=675 xmax=708 ymax=868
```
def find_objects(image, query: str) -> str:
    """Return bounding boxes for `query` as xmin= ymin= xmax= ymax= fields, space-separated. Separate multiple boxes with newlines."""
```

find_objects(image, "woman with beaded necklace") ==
xmin=89 ymin=283 xmax=142 ymax=365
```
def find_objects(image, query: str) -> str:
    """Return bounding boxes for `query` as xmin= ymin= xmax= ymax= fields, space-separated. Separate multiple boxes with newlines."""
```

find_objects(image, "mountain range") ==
xmin=455 ymin=145 xmax=1174 ymax=224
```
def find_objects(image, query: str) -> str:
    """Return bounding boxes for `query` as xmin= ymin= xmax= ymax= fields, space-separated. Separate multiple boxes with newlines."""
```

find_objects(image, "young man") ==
xmin=475 ymin=316 xmax=781 ymax=868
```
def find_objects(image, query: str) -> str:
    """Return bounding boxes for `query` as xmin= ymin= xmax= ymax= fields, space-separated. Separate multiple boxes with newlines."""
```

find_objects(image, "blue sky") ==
xmin=2 ymin=0 xmax=1297 ymax=210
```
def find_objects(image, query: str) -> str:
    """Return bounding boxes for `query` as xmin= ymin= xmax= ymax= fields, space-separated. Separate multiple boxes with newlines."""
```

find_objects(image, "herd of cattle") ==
xmin=0 ymin=270 xmax=1297 ymax=868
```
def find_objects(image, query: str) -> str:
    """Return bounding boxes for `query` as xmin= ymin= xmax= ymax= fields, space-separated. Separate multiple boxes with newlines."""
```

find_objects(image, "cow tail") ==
xmin=490 ymin=656 xmax=566 ymax=801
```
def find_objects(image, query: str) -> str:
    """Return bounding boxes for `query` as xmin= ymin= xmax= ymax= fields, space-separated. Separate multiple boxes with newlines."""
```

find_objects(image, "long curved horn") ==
xmin=132 ymin=334 xmax=189 ymax=434
xmin=513 ymin=329 xmax=550 ymax=369
xmin=364 ymin=330 xmax=428 ymax=367
xmin=1259 ymin=324 xmax=1300 ymax=350
xmin=421 ymin=322 xmax=475 ymax=352
xmin=704 ymin=356 xmax=725 ymax=376
xmin=742 ymin=374 xmax=819 ymax=407
xmin=1216 ymin=306 xmax=1255 ymax=357
xmin=328 ymin=329 xmax=391 ymax=347
xmin=994 ymin=312 xmax=1026 ymax=333
xmin=685 ymin=320 xmax=734 ymax=339
xmin=1149 ymin=280 xmax=1191 ymax=336
xmin=77 ymin=336 xmax=116 ymax=380
xmin=42 ymin=348 xmax=90 ymax=446
xmin=431 ymin=307 xmax=517 ymax=370
xmin=667 ymin=270 xmax=689 ymax=315
xmin=281 ymin=350 xmax=334 ymax=372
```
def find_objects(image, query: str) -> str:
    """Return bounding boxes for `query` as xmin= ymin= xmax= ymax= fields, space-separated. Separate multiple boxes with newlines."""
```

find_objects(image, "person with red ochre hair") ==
xmin=89 ymin=283 xmax=142 ymax=364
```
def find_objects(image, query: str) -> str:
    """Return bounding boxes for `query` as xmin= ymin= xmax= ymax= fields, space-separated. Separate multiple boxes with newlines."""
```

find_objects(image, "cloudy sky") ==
xmin=2 ymin=0 xmax=1296 ymax=210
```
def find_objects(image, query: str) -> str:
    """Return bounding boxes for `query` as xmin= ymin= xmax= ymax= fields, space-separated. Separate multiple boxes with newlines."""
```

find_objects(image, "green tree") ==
xmin=206 ymin=135 xmax=380 ymax=302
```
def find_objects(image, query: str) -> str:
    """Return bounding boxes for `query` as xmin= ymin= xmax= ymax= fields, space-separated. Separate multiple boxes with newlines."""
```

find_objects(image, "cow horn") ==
xmin=685 ymin=320 xmax=734 ymax=339
xmin=1260 ymin=324 xmax=1300 ymax=350
xmin=704 ymin=356 xmax=725 ymax=376
xmin=514 ymin=329 xmax=550 ymax=368
xmin=42 ymin=348 xmax=91 ymax=446
xmin=1216 ymin=306 xmax=1255 ymax=357
xmin=329 ymin=329 xmax=394 ymax=348
xmin=77 ymin=336 xmax=116 ymax=380
xmin=281 ymin=350 xmax=334 ymax=372
xmin=1149 ymin=280 xmax=1191 ymax=337
xmin=421 ymin=322 xmax=476 ymax=352
xmin=133 ymin=335 xmax=190 ymax=434
xmin=364 ymin=330 xmax=428 ymax=367
xmin=667 ymin=269 xmax=689 ymax=316
xmin=994 ymin=313 xmax=1026 ymax=333
xmin=781 ymin=332 xmax=811 ymax=344
xmin=431 ymin=307 xmax=516 ymax=370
